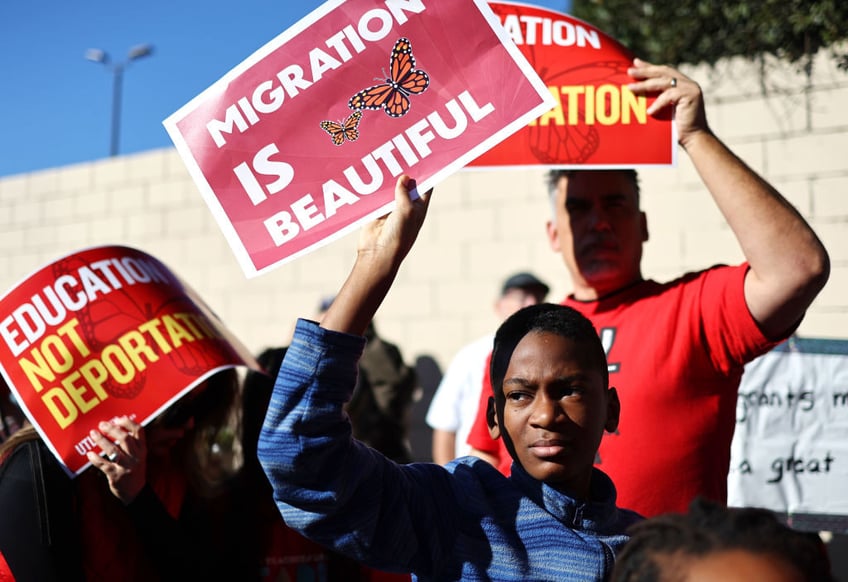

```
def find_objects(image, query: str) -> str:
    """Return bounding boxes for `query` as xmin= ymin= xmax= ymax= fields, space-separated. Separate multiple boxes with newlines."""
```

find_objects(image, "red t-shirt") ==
xmin=0 ymin=549 xmax=12 ymax=582
xmin=467 ymin=265 xmax=782 ymax=517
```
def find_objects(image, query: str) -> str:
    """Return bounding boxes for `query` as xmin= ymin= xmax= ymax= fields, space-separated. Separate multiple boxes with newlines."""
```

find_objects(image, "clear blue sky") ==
xmin=0 ymin=0 xmax=571 ymax=177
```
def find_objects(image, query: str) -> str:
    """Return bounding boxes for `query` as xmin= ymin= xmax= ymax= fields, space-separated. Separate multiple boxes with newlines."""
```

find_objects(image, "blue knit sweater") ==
xmin=259 ymin=319 xmax=642 ymax=581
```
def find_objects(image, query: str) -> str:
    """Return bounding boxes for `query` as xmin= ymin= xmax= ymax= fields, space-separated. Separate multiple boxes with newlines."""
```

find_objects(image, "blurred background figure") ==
xmin=241 ymin=346 xmax=370 ymax=581
xmin=244 ymin=345 xmax=411 ymax=582
xmin=318 ymin=296 xmax=419 ymax=464
xmin=611 ymin=497 xmax=835 ymax=582
xmin=0 ymin=369 xmax=251 ymax=581
xmin=425 ymin=272 xmax=549 ymax=465
xmin=0 ymin=378 xmax=25 ymax=444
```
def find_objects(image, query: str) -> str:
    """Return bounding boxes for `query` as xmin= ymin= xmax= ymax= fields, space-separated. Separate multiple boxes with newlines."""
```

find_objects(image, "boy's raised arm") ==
xmin=258 ymin=175 xmax=436 ymax=573
xmin=320 ymin=175 xmax=432 ymax=336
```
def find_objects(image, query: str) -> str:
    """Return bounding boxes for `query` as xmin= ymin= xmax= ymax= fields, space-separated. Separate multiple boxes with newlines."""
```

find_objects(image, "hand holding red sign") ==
xmin=472 ymin=2 xmax=676 ymax=168
xmin=0 ymin=246 xmax=257 ymax=475
xmin=85 ymin=415 xmax=148 ymax=503
xmin=626 ymin=57 xmax=706 ymax=147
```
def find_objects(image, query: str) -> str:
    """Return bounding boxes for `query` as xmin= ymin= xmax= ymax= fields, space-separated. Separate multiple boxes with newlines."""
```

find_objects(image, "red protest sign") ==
xmin=164 ymin=0 xmax=554 ymax=277
xmin=0 ymin=246 xmax=258 ymax=475
xmin=469 ymin=1 xmax=676 ymax=168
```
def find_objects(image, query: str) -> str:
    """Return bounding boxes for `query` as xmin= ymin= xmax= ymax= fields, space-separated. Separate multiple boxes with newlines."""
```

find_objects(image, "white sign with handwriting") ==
xmin=728 ymin=338 xmax=848 ymax=515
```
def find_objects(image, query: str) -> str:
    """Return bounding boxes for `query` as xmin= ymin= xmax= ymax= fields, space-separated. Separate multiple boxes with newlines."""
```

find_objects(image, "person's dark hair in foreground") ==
xmin=611 ymin=497 xmax=834 ymax=582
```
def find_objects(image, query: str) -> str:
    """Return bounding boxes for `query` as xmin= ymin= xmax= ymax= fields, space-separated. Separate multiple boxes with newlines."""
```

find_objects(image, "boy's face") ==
xmin=676 ymin=549 xmax=806 ymax=582
xmin=491 ymin=331 xmax=618 ymax=498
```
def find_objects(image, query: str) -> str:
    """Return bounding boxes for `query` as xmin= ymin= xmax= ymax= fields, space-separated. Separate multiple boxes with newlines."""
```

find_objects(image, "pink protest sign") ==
xmin=0 ymin=246 xmax=259 ymax=475
xmin=164 ymin=0 xmax=554 ymax=277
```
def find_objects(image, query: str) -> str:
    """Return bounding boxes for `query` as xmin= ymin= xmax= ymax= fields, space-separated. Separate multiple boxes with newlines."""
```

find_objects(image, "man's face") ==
xmin=546 ymin=172 xmax=647 ymax=299
xmin=492 ymin=331 xmax=618 ymax=497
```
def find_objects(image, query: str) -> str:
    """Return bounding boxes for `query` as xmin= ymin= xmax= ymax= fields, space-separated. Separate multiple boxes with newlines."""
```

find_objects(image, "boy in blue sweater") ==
xmin=258 ymin=176 xmax=641 ymax=581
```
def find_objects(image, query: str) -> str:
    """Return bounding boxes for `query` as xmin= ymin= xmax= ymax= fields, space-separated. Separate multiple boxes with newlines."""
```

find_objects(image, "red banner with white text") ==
xmin=0 ymin=246 xmax=258 ymax=475
xmin=470 ymin=1 xmax=676 ymax=168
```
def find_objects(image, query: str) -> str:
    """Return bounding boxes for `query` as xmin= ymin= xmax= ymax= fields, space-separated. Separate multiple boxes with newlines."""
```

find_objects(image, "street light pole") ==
xmin=110 ymin=63 xmax=124 ymax=158
xmin=85 ymin=44 xmax=154 ymax=157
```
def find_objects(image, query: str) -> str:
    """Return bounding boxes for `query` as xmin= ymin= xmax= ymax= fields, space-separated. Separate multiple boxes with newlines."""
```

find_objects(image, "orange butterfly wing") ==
xmin=342 ymin=110 xmax=362 ymax=141
xmin=320 ymin=110 xmax=362 ymax=146
xmin=320 ymin=120 xmax=345 ymax=146
xmin=398 ymin=69 xmax=429 ymax=95
xmin=349 ymin=83 xmax=395 ymax=112
xmin=348 ymin=37 xmax=429 ymax=118
xmin=383 ymin=90 xmax=411 ymax=118
xmin=390 ymin=38 xmax=429 ymax=96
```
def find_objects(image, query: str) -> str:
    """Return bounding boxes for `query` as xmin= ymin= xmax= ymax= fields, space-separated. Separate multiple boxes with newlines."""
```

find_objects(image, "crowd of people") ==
xmin=0 ymin=58 xmax=836 ymax=581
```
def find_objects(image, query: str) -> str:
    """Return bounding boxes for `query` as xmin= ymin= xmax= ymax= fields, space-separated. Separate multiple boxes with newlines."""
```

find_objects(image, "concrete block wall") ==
xmin=1 ymin=53 xmax=846 ymax=375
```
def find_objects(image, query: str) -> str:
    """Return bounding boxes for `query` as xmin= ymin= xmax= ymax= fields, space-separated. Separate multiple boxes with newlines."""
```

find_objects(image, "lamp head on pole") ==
xmin=84 ymin=48 xmax=110 ymax=65
xmin=127 ymin=44 xmax=153 ymax=61
xmin=83 ymin=43 xmax=154 ymax=157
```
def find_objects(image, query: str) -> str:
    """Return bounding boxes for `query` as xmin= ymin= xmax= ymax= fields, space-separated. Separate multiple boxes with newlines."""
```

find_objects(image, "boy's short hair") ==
xmin=489 ymin=303 xmax=609 ymax=406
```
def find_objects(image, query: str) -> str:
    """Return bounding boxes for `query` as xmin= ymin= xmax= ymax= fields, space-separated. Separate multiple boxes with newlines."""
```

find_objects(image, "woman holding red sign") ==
xmin=0 ymin=370 xmax=253 ymax=581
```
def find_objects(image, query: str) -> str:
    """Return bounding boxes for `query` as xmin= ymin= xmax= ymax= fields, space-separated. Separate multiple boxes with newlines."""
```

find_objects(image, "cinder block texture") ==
xmin=1 ymin=56 xmax=846 ymax=373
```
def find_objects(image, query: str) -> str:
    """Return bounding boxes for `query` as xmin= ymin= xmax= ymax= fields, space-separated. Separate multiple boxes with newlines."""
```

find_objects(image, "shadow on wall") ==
xmin=408 ymin=355 xmax=442 ymax=463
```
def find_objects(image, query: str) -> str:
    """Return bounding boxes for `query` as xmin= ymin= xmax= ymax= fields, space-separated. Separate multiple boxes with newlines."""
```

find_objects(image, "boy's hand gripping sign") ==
xmin=0 ymin=246 xmax=258 ymax=475
xmin=164 ymin=0 xmax=554 ymax=277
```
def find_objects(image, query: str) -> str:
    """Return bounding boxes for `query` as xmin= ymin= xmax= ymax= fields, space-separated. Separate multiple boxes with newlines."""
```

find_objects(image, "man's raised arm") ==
xmin=628 ymin=59 xmax=830 ymax=339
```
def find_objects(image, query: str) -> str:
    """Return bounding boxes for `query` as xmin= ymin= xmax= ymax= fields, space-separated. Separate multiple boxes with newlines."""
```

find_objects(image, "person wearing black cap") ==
xmin=500 ymin=272 xmax=549 ymax=300
xmin=426 ymin=271 xmax=548 ymax=465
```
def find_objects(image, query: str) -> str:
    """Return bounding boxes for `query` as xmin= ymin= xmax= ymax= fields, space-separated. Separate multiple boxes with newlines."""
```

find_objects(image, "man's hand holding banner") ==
xmin=474 ymin=1 xmax=676 ymax=168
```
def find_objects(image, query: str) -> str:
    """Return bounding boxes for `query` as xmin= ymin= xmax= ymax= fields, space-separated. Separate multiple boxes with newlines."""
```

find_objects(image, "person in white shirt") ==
xmin=426 ymin=272 xmax=549 ymax=464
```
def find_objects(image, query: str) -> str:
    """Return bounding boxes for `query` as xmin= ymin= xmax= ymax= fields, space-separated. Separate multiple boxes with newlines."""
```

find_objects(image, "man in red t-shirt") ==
xmin=466 ymin=58 xmax=830 ymax=517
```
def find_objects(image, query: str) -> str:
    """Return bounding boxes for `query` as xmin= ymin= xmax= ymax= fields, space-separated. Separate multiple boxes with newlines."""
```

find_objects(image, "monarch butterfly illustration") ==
xmin=348 ymin=37 xmax=430 ymax=118
xmin=319 ymin=109 xmax=363 ymax=146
